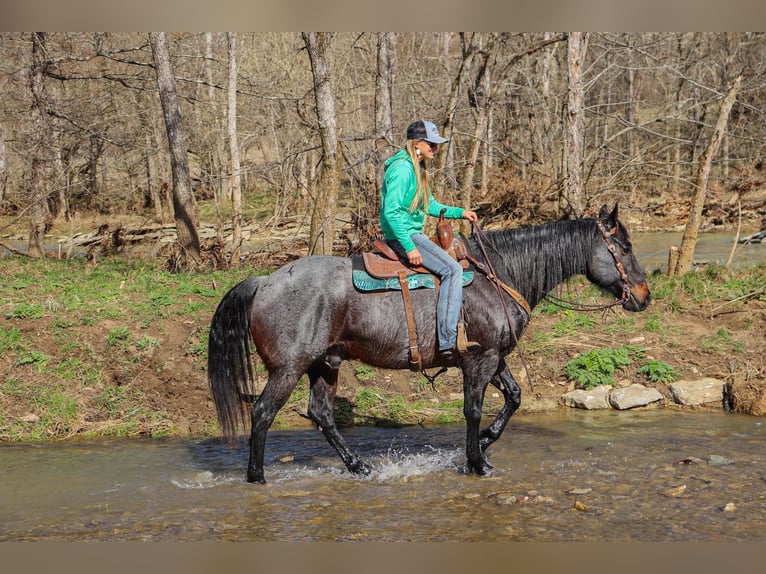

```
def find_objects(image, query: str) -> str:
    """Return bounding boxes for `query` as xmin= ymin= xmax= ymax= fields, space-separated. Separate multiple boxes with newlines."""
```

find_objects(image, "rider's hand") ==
xmin=463 ymin=210 xmax=478 ymax=223
xmin=407 ymin=248 xmax=423 ymax=266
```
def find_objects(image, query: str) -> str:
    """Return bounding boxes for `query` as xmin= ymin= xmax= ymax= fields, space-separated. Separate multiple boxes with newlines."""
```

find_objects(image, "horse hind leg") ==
xmin=307 ymin=362 xmax=372 ymax=476
xmin=247 ymin=369 xmax=299 ymax=484
xmin=479 ymin=363 xmax=522 ymax=453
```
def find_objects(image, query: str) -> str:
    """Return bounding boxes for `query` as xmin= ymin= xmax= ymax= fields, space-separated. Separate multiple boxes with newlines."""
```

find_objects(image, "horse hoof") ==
xmin=349 ymin=460 xmax=373 ymax=476
xmin=469 ymin=460 xmax=494 ymax=477
xmin=247 ymin=472 xmax=267 ymax=484
xmin=479 ymin=464 xmax=495 ymax=477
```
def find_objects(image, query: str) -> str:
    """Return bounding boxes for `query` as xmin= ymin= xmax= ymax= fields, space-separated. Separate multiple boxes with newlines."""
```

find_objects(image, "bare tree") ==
xmin=227 ymin=32 xmax=243 ymax=265
xmin=434 ymin=32 xmax=477 ymax=193
xmin=3 ymin=32 xmax=766 ymax=257
xmin=564 ymin=32 xmax=587 ymax=218
xmin=373 ymin=32 xmax=395 ymax=195
xmin=0 ymin=122 xmax=7 ymax=207
xmin=672 ymin=75 xmax=742 ymax=276
xmin=27 ymin=32 xmax=53 ymax=258
xmin=302 ymin=32 xmax=340 ymax=256
xmin=202 ymin=32 xmax=225 ymax=202
xmin=148 ymin=32 xmax=201 ymax=266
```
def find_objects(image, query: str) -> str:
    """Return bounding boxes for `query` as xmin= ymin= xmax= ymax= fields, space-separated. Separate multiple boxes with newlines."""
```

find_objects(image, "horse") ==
xmin=207 ymin=204 xmax=651 ymax=483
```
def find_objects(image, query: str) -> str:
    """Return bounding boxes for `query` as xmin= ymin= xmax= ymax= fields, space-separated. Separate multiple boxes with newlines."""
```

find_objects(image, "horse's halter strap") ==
xmin=596 ymin=219 xmax=632 ymax=307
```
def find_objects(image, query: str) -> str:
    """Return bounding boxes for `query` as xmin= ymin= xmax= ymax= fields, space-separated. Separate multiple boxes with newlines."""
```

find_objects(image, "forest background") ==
xmin=1 ymin=32 xmax=765 ymax=266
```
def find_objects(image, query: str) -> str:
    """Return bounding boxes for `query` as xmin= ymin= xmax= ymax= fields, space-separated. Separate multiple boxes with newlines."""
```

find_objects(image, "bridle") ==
xmin=543 ymin=219 xmax=633 ymax=312
xmin=597 ymin=219 xmax=632 ymax=306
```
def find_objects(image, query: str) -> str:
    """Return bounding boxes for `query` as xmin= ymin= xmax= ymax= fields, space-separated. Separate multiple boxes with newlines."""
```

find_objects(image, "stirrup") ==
xmin=456 ymin=322 xmax=481 ymax=353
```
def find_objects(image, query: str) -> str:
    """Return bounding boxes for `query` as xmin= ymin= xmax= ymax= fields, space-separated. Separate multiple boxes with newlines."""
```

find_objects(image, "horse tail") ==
xmin=207 ymin=276 xmax=261 ymax=443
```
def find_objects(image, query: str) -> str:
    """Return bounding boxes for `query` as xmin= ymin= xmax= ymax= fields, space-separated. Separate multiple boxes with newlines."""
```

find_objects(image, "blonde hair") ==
xmin=405 ymin=140 xmax=430 ymax=213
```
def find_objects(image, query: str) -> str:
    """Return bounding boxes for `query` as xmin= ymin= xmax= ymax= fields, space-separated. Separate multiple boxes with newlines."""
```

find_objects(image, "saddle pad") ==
xmin=352 ymin=267 xmax=474 ymax=292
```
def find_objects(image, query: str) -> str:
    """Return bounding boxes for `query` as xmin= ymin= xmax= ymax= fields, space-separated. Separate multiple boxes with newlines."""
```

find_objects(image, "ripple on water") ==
xmin=171 ymin=471 xmax=243 ymax=490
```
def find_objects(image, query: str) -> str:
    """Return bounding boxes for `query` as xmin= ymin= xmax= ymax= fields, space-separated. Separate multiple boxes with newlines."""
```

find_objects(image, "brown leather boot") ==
xmin=456 ymin=322 xmax=481 ymax=353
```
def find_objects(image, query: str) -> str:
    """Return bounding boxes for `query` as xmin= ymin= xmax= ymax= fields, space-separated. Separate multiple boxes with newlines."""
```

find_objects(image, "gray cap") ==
xmin=406 ymin=120 xmax=449 ymax=144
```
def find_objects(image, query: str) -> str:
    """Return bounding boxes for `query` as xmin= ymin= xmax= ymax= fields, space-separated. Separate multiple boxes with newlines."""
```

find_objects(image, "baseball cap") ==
xmin=406 ymin=120 xmax=449 ymax=144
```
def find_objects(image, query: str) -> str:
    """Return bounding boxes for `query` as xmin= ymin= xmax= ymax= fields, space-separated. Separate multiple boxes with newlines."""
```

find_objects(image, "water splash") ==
xmin=371 ymin=445 xmax=463 ymax=481
xmin=171 ymin=471 xmax=241 ymax=490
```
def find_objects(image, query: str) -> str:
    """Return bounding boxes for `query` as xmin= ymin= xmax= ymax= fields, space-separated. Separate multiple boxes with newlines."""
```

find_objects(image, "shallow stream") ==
xmin=2 ymin=410 xmax=765 ymax=541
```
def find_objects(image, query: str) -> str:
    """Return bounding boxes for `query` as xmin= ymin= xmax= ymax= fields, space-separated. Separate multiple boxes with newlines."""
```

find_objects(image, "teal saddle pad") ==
xmin=352 ymin=255 xmax=474 ymax=292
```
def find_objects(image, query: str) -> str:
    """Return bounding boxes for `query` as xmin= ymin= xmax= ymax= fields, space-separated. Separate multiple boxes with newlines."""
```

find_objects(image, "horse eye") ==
xmin=614 ymin=237 xmax=631 ymax=253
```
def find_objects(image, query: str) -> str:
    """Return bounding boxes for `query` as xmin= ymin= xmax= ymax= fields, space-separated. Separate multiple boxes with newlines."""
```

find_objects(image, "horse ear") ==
xmin=609 ymin=203 xmax=619 ymax=224
xmin=598 ymin=203 xmax=619 ymax=231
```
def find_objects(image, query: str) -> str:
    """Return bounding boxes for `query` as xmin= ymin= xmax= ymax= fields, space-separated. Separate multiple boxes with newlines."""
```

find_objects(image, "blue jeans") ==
xmin=388 ymin=233 xmax=463 ymax=351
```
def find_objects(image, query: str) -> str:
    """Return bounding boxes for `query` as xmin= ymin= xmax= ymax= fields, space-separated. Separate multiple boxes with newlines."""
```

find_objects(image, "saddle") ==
xmin=363 ymin=208 xmax=469 ymax=279
xmin=357 ymin=211 xmax=473 ymax=372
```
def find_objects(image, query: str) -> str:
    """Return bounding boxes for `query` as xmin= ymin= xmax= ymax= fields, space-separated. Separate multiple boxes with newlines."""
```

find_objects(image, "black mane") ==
xmin=466 ymin=218 xmax=598 ymax=306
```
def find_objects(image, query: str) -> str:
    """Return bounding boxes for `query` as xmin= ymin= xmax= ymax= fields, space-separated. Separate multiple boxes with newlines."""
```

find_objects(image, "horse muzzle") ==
xmin=622 ymin=283 xmax=651 ymax=312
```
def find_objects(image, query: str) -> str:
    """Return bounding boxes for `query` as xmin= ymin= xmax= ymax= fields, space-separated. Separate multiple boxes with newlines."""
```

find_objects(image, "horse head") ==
xmin=586 ymin=204 xmax=651 ymax=312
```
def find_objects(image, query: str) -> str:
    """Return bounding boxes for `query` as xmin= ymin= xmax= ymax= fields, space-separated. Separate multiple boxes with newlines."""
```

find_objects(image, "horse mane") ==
xmin=468 ymin=218 xmax=599 ymax=306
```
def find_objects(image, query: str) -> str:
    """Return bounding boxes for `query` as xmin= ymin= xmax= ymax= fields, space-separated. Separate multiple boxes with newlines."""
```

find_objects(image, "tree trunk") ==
xmin=53 ymin=136 xmax=70 ymax=221
xmin=28 ymin=32 xmax=52 ymax=258
xmin=227 ymin=32 xmax=243 ymax=266
xmin=137 ymin=99 xmax=163 ymax=223
xmin=435 ymin=33 xmax=476 ymax=194
xmin=203 ymin=32 xmax=226 ymax=210
xmin=672 ymin=75 xmax=741 ymax=276
xmin=149 ymin=31 xmax=201 ymax=266
xmin=302 ymin=32 xmax=340 ymax=256
xmin=0 ymin=122 xmax=7 ymax=207
xmin=374 ymin=32 xmax=395 ymax=196
xmin=460 ymin=37 xmax=492 ymax=216
xmin=564 ymin=32 xmax=586 ymax=218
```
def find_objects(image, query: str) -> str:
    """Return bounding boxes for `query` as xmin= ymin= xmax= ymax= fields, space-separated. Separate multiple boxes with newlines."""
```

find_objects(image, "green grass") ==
xmin=106 ymin=326 xmax=131 ymax=347
xmin=550 ymin=311 xmax=598 ymax=337
xmin=0 ymin=327 xmax=22 ymax=352
xmin=0 ymin=255 xmax=255 ymax=441
xmin=701 ymin=327 xmax=745 ymax=353
xmin=353 ymin=363 xmax=377 ymax=382
xmin=0 ymin=379 xmax=81 ymax=440
xmin=648 ymin=264 xmax=766 ymax=309
xmin=6 ymin=302 xmax=45 ymax=320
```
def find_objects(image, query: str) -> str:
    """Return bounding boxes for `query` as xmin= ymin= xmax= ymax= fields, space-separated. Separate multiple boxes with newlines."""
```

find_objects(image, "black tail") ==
xmin=207 ymin=277 xmax=261 ymax=443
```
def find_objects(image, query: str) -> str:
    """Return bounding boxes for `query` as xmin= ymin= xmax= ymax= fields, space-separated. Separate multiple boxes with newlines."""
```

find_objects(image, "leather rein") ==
xmin=543 ymin=219 xmax=632 ymax=312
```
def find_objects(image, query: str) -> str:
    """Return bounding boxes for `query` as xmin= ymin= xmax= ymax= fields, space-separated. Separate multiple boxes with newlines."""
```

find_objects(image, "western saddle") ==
xmin=362 ymin=210 xmax=474 ymax=371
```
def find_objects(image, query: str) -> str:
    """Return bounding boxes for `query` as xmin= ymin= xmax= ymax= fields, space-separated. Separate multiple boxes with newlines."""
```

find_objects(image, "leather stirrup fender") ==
xmin=397 ymin=270 xmax=422 ymax=371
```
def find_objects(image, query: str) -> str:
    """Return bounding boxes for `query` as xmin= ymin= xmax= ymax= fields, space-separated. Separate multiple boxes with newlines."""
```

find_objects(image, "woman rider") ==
xmin=380 ymin=119 xmax=479 ymax=362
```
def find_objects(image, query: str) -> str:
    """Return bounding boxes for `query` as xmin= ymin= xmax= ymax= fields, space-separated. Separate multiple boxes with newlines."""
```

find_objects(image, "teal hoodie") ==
xmin=380 ymin=149 xmax=464 ymax=253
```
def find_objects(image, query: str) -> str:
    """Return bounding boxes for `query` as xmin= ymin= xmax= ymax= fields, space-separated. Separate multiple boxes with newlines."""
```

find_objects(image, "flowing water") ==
xmin=3 ymin=231 xmax=766 ymax=271
xmin=631 ymin=232 xmax=765 ymax=271
xmin=2 ymin=410 xmax=765 ymax=541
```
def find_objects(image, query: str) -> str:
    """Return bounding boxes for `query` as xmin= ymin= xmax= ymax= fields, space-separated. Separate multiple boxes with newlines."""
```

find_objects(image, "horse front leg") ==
xmin=480 ymin=362 xmax=522 ymax=453
xmin=462 ymin=370 xmax=494 ymax=477
xmin=308 ymin=363 xmax=372 ymax=476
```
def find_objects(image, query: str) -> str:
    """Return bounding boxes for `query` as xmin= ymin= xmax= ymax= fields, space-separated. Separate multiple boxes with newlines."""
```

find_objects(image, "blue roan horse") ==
xmin=208 ymin=204 xmax=651 ymax=483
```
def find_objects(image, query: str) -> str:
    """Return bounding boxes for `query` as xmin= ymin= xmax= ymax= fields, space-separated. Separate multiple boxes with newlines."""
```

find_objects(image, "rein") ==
xmin=468 ymin=221 xmax=536 ymax=390
xmin=543 ymin=219 xmax=631 ymax=312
